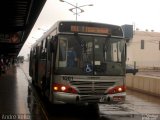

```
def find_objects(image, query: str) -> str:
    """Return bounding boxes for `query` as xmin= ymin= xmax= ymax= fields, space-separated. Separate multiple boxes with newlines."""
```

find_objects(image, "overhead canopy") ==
xmin=0 ymin=0 xmax=47 ymax=58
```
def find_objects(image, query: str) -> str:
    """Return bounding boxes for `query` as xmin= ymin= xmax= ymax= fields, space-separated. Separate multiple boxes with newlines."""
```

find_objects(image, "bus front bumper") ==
xmin=52 ymin=92 xmax=126 ymax=104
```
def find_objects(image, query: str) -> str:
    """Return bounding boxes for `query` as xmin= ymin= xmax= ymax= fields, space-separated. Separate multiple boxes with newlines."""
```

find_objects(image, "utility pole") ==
xmin=59 ymin=0 xmax=93 ymax=21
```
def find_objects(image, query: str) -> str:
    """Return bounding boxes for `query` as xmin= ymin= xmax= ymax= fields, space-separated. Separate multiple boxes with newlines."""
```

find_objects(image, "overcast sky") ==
xmin=19 ymin=0 xmax=160 ymax=58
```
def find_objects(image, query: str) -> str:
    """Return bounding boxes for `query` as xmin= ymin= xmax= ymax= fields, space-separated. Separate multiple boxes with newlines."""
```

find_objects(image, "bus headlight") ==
xmin=106 ymin=85 xmax=126 ymax=94
xmin=118 ymin=87 xmax=123 ymax=92
xmin=61 ymin=86 xmax=66 ymax=91
xmin=53 ymin=86 xmax=58 ymax=91
xmin=53 ymin=83 xmax=78 ymax=94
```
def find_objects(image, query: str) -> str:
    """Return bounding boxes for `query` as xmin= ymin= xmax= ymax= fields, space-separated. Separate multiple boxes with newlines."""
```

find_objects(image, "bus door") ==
xmin=35 ymin=46 xmax=40 ymax=85
xmin=48 ymin=36 xmax=58 ymax=100
xmin=39 ymin=39 xmax=47 ymax=89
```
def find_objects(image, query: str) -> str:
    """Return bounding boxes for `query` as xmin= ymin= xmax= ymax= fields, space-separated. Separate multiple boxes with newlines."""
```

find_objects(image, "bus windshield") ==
xmin=55 ymin=34 xmax=125 ymax=76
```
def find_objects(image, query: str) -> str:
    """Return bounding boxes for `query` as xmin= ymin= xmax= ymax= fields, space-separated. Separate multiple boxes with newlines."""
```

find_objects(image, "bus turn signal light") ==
xmin=53 ymin=83 xmax=78 ymax=94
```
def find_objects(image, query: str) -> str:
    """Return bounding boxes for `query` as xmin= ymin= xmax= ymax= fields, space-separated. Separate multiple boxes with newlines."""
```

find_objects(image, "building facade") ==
xmin=127 ymin=30 xmax=160 ymax=68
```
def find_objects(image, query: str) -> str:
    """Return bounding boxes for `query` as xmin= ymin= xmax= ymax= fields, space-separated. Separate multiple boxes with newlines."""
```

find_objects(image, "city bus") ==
xmin=29 ymin=20 xmax=132 ymax=111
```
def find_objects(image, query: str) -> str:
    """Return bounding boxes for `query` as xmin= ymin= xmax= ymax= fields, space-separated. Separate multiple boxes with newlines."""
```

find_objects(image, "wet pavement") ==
xmin=0 ymin=66 xmax=29 ymax=114
xmin=0 ymin=62 xmax=160 ymax=120
xmin=100 ymin=89 xmax=160 ymax=120
xmin=0 ymin=64 xmax=46 ymax=120
xmin=136 ymin=71 xmax=160 ymax=78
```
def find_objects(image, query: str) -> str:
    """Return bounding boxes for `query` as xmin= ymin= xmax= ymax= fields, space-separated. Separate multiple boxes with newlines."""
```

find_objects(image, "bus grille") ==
xmin=80 ymin=95 xmax=101 ymax=102
xmin=70 ymin=81 xmax=115 ymax=95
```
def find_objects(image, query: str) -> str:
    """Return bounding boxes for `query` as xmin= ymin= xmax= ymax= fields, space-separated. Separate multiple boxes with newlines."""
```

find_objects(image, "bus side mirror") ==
xmin=121 ymin=24 xmax=133 ymax=42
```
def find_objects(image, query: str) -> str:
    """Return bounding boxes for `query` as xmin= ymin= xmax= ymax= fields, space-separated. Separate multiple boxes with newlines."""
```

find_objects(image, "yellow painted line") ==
xmin=33 ymin=95 xmax=49 ymax=120
xmin=20 ymin=66 xmax=49 ymax=120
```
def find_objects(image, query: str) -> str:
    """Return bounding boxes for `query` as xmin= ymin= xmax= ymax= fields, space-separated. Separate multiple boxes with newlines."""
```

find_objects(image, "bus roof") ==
xmin=31 ymin=20 xmax=124 ymax=48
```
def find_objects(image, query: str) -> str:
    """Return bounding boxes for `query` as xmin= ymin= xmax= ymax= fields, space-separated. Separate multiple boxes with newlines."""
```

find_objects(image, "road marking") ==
xmin=20 ymin=66 xmax=49 ymax=120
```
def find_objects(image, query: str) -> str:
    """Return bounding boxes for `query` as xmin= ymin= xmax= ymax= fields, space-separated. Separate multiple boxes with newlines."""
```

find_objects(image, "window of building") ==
xmin=141 ymin=40 xmax=144 ymax=49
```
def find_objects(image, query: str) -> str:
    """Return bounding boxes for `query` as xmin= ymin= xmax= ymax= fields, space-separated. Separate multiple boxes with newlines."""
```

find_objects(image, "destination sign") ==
xmin=70 ymin=25 xmax=110 ymax=34
xmin=59 ymin=21 xmax=123 ymax=36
